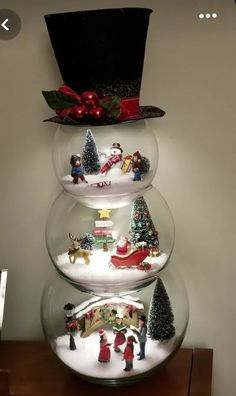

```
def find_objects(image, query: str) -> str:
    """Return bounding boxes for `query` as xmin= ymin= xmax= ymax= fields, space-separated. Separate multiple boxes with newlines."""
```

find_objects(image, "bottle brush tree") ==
xmin=148 ymin=278 xmax=175 ymax=342
xmin=81 ymin=129 xmax=100 ymax=174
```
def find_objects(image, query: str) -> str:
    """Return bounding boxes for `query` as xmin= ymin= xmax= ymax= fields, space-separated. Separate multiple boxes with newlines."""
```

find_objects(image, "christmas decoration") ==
xmin=148 ymin=278 xmax=176 ymax=342
xmin=122 ymin=336 xmax=137 ymax=372
xmin=100 ymin=143 xmax=123 ymax=175
xmin=113 ymin=314 xmax=127 ymax=352
xmin=79 ymin=233 xmax=96 ymax=250
xmin=129 ymin=196 xmax=159 ymax=249
xmin=70 ymin=154 xmax=88 ymax=184
xmin=68 ymin=233 xmax=92 ymax=264
xmin=81 ymin=129 xmax=100 ymax=174
xmin=41 ymin=6 xmax=188 ymax=386
xmin=93 ymin=209 xmax=115 ymax=251
xmin=98 ymin=329 xmax=111 ymax=363
xmin=131 ymin=314 xmax=147 ymax=360
xmin=42 ymin=86 xmax=121 ymax=123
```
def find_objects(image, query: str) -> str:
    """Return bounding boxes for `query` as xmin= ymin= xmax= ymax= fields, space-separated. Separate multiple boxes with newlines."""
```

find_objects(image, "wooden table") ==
xmin=0 ymin=341 xmax=213 ymax=396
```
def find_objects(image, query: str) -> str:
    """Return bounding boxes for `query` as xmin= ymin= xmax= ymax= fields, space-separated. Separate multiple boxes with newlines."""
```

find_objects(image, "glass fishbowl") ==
xmin=45 ymin=186 xmax=174 ymax=294
xmin=52 ymin=120 xmax=158 ymax=206
xmin=41 ymin=267 xmax=189 ymax=386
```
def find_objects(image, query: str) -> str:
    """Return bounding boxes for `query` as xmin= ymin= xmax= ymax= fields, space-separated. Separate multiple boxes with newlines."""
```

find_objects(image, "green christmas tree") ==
xmin=81 ymin=129 xmax=100 ymax=174
xmin=129 ymin=196 xmax=159 ymax=248
xmin=148 ymin=278 xmax=175 ymax=342
xmin=80 ymin=233 xmax=96 ymax=250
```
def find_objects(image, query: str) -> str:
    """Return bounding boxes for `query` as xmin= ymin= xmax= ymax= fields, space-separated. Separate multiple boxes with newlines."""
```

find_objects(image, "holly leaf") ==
xmin=42 ymin=90 xmax=78 ymax=110
xmin=99 ymin=96 xmax=121 ymax=119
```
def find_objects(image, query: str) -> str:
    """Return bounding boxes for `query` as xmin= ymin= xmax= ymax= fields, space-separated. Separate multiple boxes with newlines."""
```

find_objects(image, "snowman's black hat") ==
xmin=111 ymin=143 xmax=123 ymax=153
xmin=43 ymin=8 xmax=165 ymax=126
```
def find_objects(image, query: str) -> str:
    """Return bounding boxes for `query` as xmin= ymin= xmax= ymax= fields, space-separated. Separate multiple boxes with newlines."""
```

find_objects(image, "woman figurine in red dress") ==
xmin=123 ymin=335 xmax=137 ymax=371
xmin=98 ymin=329 xmax=111 ymax=363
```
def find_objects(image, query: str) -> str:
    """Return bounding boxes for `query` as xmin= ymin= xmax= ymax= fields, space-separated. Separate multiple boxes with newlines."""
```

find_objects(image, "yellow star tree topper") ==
xmin=98 ymin=208 xmax=111 ymax=219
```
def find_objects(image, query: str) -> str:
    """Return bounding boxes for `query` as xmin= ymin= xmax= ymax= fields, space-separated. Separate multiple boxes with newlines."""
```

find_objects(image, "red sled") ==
xmin=111 ymin=249 xmax=149 ymax=268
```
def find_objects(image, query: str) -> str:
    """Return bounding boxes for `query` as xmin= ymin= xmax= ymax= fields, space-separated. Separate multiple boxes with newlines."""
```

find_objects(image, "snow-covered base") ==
xmin=61 ymin=170 xmax=153 ymax=202
xmin=56 ymin=249 xmax=167 ymax=293
xmin=55 ymin=328 xmax=182 ymax=382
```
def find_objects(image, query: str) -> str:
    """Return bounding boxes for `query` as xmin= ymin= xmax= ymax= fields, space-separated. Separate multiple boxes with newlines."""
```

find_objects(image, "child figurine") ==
xmin=70 ymin=154 xmax=88 ymax=184
xmin=98 ymin=329 xmax=111 ymax=363
xmin=131 ymin=151 xmax=142 ymax=181
xmin=122 ymin=335 xmax=137 ymax=371
xmin=131 ymin=314 xmax=147 ymax=360
xmin=113 ymin=314 xmax=127 ymax=352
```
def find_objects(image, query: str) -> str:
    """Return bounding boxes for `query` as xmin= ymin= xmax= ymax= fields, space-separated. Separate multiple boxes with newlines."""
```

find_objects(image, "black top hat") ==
xmin=111 ymin=143 xmax=123 ymax=153
xmin=43 ymin=8 xmax=165 ymax=126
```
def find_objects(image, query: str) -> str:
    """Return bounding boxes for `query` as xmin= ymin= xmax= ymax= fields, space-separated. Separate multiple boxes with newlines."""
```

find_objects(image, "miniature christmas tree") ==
xmin=129 ymin=196 xmax=159 ymax=249
xmin=81 ymin=129 xmax=100 ymax=174
xmin=140 ymin=156 xmax=150 ymax=174
xmin=148 ymin=278 xmax=175 ymax=342
xmin=80 ymin=233 xmax=96 ymax=250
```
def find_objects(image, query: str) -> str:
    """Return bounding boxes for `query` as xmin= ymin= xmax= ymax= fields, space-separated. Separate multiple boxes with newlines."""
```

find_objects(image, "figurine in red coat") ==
xmin=123 ymin=335 xmax=137 ymax=371
xmin=116 ymin=236 xmax=130 ymax=255
xmin=113 ymin=314 xmax=127 ymax=352
xmin=98 ymin=329 xmax=111 ymax=363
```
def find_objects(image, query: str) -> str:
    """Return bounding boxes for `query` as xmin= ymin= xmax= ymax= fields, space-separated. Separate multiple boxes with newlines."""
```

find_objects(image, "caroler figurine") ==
xmin=122 ymin=335 xmax=137 ymax=372
xmin=131 ymin=314 xmax=147 ymax=360
xmin=113 ymin=314 xmax=127 ymax=352
xmin=98 ymin=329 xmax=111 ymax=363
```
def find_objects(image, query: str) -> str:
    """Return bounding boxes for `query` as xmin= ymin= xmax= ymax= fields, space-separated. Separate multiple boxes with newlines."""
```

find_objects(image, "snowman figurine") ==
xmin=100 ymin=143 xmax=123 ymax=177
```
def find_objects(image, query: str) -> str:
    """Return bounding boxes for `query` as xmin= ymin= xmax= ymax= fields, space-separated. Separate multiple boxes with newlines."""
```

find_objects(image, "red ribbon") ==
xmin=119 ymin=96 xmax=140 ymax=121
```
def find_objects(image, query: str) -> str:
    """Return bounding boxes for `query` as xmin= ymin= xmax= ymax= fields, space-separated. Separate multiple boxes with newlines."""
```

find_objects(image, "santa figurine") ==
xmin=131 ymin=151 xmax=142 ymax=181
xmin=100 ymin=143 xmax=123 ymax=175
xmin=98 ymin=328 xmax=111 ymax=363
xmin=116 ymin=236 xmax=130 ymax=255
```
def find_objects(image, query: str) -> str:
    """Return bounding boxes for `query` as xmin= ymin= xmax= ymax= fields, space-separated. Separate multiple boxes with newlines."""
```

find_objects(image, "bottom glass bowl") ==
xmin=41 ymin=267 xmax=189 ymax=386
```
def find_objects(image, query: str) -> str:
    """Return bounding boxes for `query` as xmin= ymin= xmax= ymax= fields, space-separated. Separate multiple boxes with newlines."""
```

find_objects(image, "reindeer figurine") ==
xmin=68 ymin=233 xmax=92 ymax=265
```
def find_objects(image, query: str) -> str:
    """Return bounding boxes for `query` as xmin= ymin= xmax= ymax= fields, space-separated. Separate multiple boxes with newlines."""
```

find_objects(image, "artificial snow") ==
xmin=55 ymin=328 xmax=182 ymax=380
xmin=61 ymin=170 xmax=154 ymax=199
xmin=56 ymin=249 xmax=167 ymax=290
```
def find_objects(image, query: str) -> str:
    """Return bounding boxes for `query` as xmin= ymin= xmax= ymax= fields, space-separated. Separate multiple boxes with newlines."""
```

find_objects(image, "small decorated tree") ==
xmin=140 ymin=156 xmax=150 ymax=174
xmin=129 ymin=196 xmax=159 ymax=249
xmin=81 ymin=129 xmax=100 ymax=174
xmin=80 ymin=233 xmax=96 ymax=250
xmin=148 ymin=278 xmax=175 ymax=342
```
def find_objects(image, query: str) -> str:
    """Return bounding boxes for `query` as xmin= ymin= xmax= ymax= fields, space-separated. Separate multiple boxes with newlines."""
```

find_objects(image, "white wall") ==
xmin=0 ymin=1 xmax=235 ymax=395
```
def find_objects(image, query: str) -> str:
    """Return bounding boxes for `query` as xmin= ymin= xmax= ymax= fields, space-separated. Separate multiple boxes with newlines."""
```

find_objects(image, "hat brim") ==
xmin=44 ymin=105 xmax=165 ymax=127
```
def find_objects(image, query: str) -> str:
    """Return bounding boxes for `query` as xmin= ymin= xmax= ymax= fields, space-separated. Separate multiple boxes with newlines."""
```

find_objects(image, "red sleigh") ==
xmin=110 ymin=249 xmax=150 ymax=270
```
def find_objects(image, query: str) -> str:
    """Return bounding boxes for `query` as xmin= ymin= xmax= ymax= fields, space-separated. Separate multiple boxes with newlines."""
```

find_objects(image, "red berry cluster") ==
xmin=56 ymin=85 xmax=105 ymax=120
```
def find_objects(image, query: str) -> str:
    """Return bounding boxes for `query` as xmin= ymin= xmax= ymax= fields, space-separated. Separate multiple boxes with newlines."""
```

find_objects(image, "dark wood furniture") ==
xmin=0 ymin=341 xmax=213 ymax=396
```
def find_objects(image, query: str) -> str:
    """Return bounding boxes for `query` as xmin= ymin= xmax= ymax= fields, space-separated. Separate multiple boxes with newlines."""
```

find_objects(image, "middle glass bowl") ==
xmin=46 ymin=186 xmax=174 ymax=295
